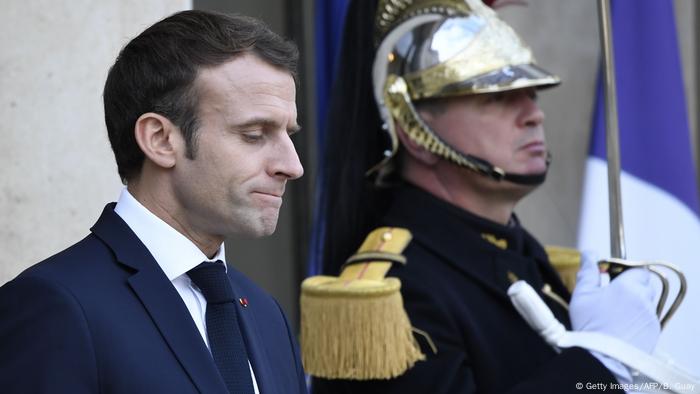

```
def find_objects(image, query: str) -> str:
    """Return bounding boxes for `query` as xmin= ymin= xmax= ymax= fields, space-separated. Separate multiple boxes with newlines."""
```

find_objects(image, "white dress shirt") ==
xmin=114 ymin=188 xmax=259 ymax=393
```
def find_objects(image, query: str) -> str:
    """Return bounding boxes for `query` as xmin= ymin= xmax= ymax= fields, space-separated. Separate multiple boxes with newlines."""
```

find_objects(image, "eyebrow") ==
xmin=234 ymin=117 xmax=301 ymax=134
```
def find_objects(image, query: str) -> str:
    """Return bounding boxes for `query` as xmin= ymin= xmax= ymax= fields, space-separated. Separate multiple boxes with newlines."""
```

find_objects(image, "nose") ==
xmin=271 ymin=133 xmax=304 ymax=180
xmin=518 ymin=91 xmax=545 ymax=129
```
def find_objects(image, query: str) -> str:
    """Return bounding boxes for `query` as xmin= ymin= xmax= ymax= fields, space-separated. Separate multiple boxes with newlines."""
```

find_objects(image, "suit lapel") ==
xmin=91 ymin=204 xmax=229 ymax=394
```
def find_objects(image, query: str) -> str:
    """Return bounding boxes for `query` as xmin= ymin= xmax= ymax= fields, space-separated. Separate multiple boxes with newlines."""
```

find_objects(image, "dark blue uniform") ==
xmin=314 ymin=184 xmax=621 ymax=394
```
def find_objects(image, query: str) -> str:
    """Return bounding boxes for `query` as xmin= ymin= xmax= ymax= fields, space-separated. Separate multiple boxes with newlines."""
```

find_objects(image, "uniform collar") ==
xmin=384 ymin=183 xmax=554 ymax=300
xmin=387 ymin=183 xmax=526 ymax=253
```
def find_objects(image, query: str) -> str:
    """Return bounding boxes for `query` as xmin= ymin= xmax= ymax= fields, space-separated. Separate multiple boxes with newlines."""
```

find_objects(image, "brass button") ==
xmin=382 ymin=231 xmax=393 ymax=242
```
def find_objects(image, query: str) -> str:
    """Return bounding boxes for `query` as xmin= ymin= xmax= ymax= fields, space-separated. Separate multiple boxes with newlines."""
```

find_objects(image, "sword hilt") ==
xmin=598 ymin=258 xmax=687 ymax=328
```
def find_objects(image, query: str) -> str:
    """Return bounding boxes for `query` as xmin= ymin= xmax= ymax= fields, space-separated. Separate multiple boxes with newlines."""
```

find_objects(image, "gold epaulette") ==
xmin=545 ymin=245 xmax=581 ymax=293
xmin=300 ymin=227 xmax=425 ymax=380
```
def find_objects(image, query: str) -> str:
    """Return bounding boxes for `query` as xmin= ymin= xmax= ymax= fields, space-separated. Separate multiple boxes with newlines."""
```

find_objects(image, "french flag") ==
xmin=577 ymin=0 xmax=700 ymax=375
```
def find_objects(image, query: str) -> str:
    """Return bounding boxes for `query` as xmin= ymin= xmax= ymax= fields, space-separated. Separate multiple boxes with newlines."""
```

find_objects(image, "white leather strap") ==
xmin=508 ymin=281 xmax=699 ymax=393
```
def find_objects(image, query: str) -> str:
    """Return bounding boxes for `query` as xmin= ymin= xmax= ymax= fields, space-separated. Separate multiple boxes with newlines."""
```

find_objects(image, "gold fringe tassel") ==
xmin=300 ymin=275 xmax=425 ymax=380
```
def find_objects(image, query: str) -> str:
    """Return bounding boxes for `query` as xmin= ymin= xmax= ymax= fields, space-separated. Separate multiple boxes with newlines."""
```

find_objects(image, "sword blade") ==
xmin=597 ymin=0 xmax=626 ymax=259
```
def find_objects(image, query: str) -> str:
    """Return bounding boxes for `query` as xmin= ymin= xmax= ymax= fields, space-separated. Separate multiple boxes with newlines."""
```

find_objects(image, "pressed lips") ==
xmin=253 ymin=191 xmax=283 ymax=198
xmin=251 ymin=190 xmax=284 ymax=206
xmin=520 ymin=140 xmax=546 ymax=154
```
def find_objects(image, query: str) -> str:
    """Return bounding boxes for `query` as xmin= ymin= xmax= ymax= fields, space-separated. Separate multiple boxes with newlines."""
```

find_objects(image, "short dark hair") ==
xmin=103 ymin=10 xmax=299 ymax=183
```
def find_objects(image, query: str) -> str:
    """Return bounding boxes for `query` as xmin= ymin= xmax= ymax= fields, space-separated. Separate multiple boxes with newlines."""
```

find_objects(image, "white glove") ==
xmin=569 ymin=253 xmax=661 ymax=382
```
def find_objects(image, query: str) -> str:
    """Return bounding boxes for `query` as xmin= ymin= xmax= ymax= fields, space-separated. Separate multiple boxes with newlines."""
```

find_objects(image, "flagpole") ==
xmin=597 ymin=0 xmax=626 ymax=259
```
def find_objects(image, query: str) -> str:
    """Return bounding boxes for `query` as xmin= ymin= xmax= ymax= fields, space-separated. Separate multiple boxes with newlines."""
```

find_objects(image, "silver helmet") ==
xmin=371 ymin=0 xmax=559 ymax=183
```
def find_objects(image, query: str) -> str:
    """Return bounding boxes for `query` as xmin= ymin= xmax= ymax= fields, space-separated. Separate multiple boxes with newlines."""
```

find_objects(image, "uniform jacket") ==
xmin=0 ymin=203 xmax=307 ymax=394
xmin=314 ymin=184 xmax=621 ymax=394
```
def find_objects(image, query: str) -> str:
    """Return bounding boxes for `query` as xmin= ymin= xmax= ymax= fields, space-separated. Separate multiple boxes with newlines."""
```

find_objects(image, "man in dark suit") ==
xmin=310 ymin=0 xmax=659 ymax=393
xmin=0 ymin=10 xmax=307 ymax=394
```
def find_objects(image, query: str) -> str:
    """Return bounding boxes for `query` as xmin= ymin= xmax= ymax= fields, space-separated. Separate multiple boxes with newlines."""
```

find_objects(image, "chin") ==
xmin=522 ymin=160 xmax=548 ymax=174
xmin=230 ymin=207 xmax=281 ymax=237
xmin=251 ymin=215 xmax=280 ymax=237
xmin=259 ymin=223 xmax=278 ymax=237
xmin=236 ymin=222 xmax=276 ymax=238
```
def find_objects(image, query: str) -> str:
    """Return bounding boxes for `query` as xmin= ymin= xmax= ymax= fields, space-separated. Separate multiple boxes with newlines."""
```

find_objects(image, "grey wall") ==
xmin=500 ymin=0 xmax=601 ymax=247
xmin=0 ymin=0 xmax=192 ymax=283
xmin=501 ymin=0 xmax=698 ymax=247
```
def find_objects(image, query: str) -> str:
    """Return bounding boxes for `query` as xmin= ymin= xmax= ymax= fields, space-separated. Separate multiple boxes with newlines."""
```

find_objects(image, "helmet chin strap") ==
xmin=381 ymin=74 xmax=551 ymax=187
xmin=457 ymin=149 xmax=551 ymax=186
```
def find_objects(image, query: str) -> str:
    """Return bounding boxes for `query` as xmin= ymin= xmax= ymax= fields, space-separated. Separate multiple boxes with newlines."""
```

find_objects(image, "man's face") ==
xmin=170 ymin=53 xmax=303 ymax=239
xmin=422 ymin=88 xmax=547 ymax=177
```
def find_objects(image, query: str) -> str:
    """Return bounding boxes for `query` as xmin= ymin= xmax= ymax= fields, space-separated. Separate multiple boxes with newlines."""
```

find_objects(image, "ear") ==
xmin=134 ymin=113 xmax=180 ymax=170
xmin=395 ymin=121 xmax=440 ymax=166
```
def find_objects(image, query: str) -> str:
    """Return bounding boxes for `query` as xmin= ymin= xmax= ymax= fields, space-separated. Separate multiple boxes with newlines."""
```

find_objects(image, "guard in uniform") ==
xmin=302 ymin=1 xmax=660 ymax=393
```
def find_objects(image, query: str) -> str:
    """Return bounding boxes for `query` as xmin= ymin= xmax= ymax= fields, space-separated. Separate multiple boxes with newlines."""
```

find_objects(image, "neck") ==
xmin=127 ymin=173 xmax=223 ymax=259
xmin=402 ymin=161 xmax=532 ymax=225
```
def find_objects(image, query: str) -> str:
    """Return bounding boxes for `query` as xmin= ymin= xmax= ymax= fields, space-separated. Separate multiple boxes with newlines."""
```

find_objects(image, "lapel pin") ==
xmin=239 ymin=297 xmax=249 ymax=308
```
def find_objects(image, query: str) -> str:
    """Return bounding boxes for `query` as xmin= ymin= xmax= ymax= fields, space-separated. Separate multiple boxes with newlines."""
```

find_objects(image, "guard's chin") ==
xmin=524 ymin=159 xmax=549 ymax=175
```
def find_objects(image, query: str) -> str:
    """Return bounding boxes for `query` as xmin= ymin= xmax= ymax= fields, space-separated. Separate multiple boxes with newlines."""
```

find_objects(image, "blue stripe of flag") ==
xmin=308 ymin=0 xmax=350 ymax=276
xmin=589 ymin=0 xmax=699 ymax=215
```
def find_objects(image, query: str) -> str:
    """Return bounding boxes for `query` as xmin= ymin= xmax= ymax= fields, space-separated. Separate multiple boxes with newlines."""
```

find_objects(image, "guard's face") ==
xmin=171 ymin=53 xmax=303 ymax=239
xmin=422 ymin=88 xmax=547 ymax=177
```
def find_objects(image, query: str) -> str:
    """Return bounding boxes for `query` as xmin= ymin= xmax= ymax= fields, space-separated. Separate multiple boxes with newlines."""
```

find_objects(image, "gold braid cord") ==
xmin=384 ymin=74 xmax=505 ymax=177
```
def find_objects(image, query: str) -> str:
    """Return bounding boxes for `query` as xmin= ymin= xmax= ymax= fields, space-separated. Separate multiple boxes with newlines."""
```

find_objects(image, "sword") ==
xmin=595 ymin=0 xmax=686 ymax=328
xmin=597 ymin=0 xmax=625 ymax=260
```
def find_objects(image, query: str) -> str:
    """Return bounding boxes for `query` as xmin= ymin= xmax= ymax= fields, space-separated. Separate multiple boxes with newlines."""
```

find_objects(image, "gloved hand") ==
xmin=569 ymin=253 xmax=661 ymax=381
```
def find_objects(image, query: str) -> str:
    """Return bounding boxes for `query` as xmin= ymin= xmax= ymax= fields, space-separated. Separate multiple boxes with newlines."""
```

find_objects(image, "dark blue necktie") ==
xmin=188 ymin=261 xmax=255 ymax=394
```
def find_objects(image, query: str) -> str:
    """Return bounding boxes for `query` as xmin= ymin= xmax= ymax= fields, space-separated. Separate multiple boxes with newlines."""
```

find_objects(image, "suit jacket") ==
xmin=0 ymin=203 xmax=307 ymax=394
xmin=314 ymin=184 xmax=621 ymax=394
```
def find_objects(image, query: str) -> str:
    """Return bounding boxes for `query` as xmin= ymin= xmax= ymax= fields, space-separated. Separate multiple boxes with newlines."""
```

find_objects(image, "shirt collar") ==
xmin=114 ymin=188 xmax=226 ymax=281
